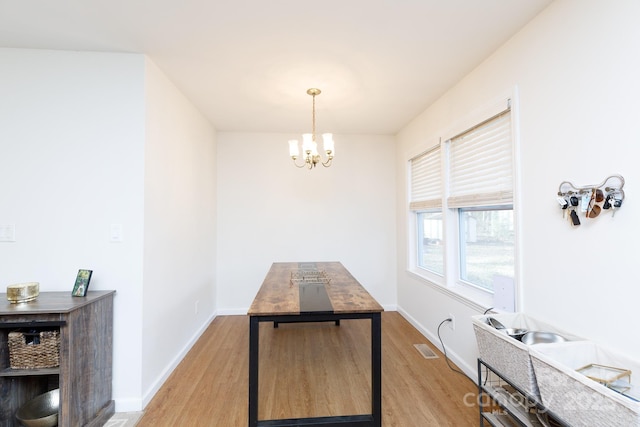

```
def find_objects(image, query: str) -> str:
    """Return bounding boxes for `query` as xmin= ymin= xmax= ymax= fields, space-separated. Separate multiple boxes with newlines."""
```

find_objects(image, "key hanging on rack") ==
xmin=556 ymin=174 xmax=625 ymax=226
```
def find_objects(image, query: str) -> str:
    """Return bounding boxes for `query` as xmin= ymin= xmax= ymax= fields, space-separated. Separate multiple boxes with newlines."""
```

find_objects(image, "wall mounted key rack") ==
xmin=556 ymin=174 xmax=625 ymax=226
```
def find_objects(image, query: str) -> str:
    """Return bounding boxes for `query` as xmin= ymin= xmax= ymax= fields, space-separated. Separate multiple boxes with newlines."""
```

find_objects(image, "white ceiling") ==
xmin=0 ymin=0 xmax=552 ymax=135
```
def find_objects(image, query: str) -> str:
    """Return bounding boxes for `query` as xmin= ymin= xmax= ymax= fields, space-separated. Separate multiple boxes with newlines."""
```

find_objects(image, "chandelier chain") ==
xmin=311 ymin=93 xmax=316 ymax=142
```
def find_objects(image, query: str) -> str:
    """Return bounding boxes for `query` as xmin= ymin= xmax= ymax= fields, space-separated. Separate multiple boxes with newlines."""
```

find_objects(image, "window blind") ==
xmin=410 ymin=145 xmax=441 ymax=210
xmin=447 ymin=109 xmax=512 ymax=208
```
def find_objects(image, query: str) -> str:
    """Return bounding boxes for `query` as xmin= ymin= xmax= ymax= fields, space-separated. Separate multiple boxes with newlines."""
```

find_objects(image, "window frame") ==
xmin=406 ymin=94 xmax=520 ymax=311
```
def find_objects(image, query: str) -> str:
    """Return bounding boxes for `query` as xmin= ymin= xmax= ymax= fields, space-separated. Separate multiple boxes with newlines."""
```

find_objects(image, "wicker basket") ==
xmin=8 ymin=330 xmax=60 ymax=369
xmin=472 ymin=313 xmax=583 ymax=401
xmin=530 ymin=341 xmax=640 ymax=426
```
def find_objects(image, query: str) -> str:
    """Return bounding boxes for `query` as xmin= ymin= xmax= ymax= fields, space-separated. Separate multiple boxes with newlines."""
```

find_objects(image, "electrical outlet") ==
xmin=195 ymin=300 xmax=200 ymax=315
xmin=448 ymin=313 xmax=455 ymax=331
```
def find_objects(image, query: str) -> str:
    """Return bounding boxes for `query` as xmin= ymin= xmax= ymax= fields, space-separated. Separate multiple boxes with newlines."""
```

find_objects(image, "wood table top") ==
xmin=248 ymin=262 xmax=383 ymax=316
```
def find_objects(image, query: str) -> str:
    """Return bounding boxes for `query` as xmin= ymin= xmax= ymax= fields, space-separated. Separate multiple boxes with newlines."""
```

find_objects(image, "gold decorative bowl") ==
xmin=7 ymin=282 xmax=40 ymax=303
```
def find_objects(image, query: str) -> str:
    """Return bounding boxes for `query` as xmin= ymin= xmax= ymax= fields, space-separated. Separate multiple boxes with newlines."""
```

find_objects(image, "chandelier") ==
xmin=288 ymin=88 xmax=334 ymax=169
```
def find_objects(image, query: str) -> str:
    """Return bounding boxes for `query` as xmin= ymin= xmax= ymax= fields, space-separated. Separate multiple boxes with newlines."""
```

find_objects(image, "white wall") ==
xmin=141 ymin=58 xmax=217 ymax=407
xmin=216 ymin=133 xmax=397 ymax=312
xmin=0 ymin=48 xmax=146 ymax=407
xmin=396 ymin=0 xmax=640 ymax=374
xmin=0 ymin=49 xmax=218 ymax=412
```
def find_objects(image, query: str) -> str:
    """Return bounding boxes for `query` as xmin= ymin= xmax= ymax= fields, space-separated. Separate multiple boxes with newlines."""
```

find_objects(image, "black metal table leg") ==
xmin=371 ymin=312 xmax=382 ymax=427
xmin=249 ymin=316 xmax=259 ymax=427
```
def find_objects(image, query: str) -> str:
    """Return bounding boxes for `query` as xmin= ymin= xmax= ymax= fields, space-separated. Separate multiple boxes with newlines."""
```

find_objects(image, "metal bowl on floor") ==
xmin=16 ymin=389 xmax=59 ymax=427
xmin=521 ymin=331 xmax=567 ymax=345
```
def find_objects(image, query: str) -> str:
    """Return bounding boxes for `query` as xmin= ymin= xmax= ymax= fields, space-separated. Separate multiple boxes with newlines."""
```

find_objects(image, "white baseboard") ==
xmin=138 ymin=310 xmax=218 ymax=409
xmin=216 ymin=307 xmax=249 ymax=316
xmin=113 ymin=397 xmax=144 ymax=413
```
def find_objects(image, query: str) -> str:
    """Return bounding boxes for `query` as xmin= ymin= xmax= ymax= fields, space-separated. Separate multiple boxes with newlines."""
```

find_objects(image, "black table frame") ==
xmin=249 ymin=311 xmax=382 ymax=427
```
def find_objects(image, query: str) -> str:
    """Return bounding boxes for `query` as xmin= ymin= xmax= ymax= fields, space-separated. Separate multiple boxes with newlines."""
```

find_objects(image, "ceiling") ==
xmin=0 ymin=0 xmax=552 ymax=135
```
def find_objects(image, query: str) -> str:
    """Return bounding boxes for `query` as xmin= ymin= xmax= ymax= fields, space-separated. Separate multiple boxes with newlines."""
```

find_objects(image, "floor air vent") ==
xmin=413 ymin=343 xmax=438 ymax=359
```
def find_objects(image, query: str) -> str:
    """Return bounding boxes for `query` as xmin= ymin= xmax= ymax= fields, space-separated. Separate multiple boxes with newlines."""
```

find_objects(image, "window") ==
xmin=417 ymin=211 xmax=443 ymax=274
xmin=409 ymin=146 xmax=443 ymax=275
xmin=409 ymin=99 xmax=515 ymax=304
xmin=459 ymin=207 xmax=513 ymax=291
xmin=448 ymin=107 xmax=514 ymax=292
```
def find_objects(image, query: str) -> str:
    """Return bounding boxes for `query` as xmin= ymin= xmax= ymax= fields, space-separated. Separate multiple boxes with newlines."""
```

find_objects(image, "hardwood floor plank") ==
xmin=137 ymin=312 xmax=478 ymax=426
xmin=259 ymin=320 xmax=372 ymax=419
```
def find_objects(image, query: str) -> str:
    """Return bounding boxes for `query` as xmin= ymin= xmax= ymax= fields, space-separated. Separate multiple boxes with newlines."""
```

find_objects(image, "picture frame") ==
xmin=72 ymin=269 xmax=93 ymax=297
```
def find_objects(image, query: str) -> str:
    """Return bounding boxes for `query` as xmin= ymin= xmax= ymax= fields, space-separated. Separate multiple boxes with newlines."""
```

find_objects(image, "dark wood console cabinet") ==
xmin=0 ymin=291 xmax=115 ymax=427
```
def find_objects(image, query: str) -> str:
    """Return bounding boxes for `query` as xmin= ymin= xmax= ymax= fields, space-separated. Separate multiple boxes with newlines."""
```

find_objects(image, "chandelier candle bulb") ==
xmin=289 ymin=140 xmax=300 ymax=157
xmin=302 ymin=134 xmax=314 ymax=154
xmin=322 ymin=133 xmax=334 ymax=155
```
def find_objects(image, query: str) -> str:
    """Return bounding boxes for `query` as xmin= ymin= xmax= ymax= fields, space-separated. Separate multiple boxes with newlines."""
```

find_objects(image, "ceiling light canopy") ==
xmin=288 ymin=88 xmax=334 ymax=169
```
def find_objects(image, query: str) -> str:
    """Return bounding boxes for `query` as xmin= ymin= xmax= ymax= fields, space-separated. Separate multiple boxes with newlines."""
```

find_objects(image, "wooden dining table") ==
xmin=247 ymin=261 xmax=384 ymax=427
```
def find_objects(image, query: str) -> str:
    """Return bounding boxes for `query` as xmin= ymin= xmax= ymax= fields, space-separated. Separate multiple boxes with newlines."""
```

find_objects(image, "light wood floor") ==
xmin=137 ymin=312 xmax=479 ymax=426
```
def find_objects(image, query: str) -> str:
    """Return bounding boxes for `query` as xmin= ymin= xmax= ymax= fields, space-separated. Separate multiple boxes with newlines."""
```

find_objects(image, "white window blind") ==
xmin=447 ymin=109 xmax=512 ymax=208
xmin=410 ymin=145 xmax=441 ymax=210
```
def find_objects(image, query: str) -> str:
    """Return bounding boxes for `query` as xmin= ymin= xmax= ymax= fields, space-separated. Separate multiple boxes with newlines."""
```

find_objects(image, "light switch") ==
xmin=110 ymin=224 xmax=123 ymax=242
xmin=0 ymin=224 xmax=16 ymax=242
